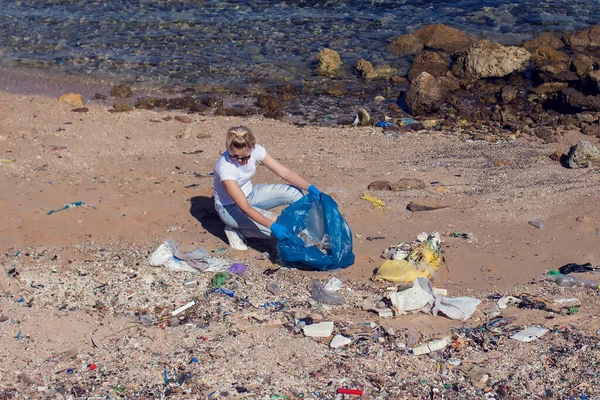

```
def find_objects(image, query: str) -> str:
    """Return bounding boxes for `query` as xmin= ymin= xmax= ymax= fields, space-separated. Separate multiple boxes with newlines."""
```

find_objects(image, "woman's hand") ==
xmin=308 ymin=184 xmax=321 ymax=200
xmin=270 ymin=222 xmax=291 ymax=240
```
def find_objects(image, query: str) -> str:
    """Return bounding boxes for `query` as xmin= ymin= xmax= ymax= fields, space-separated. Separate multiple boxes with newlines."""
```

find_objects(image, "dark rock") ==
xmin=407 ymin=51 xmax=449 ymax=81
xmin=281 ymin=92 xmax=296 ymax=102
xmin=534 ymin=127 xmax=557 ymax=142
xmin=570 ymin=53 xmax=594 ymax=77
xmin=437 ymin=71 xmax=461 ymax=91
xmin=413 ymin=24 xmax=473 ymax=53
xmin=499 ymin=86 xmax=517 ymax=104
xmin=564 ymin=25 xmax=600 ymax=49
xmin=523 ymin=33 xmax=565 ymax=52
xmin=356 ymin=59 xmax=397 ymax=80
xmin=558 ymin=87 xmax=600 ymax=112
xmin=532 ymin=67 xmax=580 ymax=86
xmin=175 ymin=115 xmax=193 ymax=124
xmin=111 ymin=84 xmax=133 ymax=98
xmin=583 ymin=70 xmax=600 ymax=94
xmin=201 ymin=96 xmax=223 ymax=108
xmin=92 ymin=93 xmax=107 ymax=100
xmin=405 ymin=72 xmax=443 ymax=116
xmin=407 ymin=199 xmax=451 ymax=212
xmin=71 ymin=107 xmax=89 ymax=113
xmin=111 ymin=104 xmax=134 ymax=112
xmin=135 ymin=97 xmax=159 ymax=110
xmin=530 ymin=45 xmax=569 ymax=65
xmin=390 ymin=75 xmax=408 ymax=85
xmin=582 ymin=123 xmax=600 ymax=136
xmin=566 ymin=140 xmax=600 ymax=168
xmin=154 ymin=98 xmax=170 ymax=108
xmin=368 ymin=180 xmax=393 ymax=191
xmin=549 ymin=150 xmax=563 ymax=161
xmin=389 ymin=34 xmax=424 ymax=55
xmin=168 ymin=96 xmax=196 ymax=110
xmin=530 ymin=82 xmax=569 ymax=95
xmin=257 ymin=94 xmax=284 ymax=117
xmin=368 ymin=179 xmax=426 ymax=191
xmin=214 ymin=107 xmax=249 ymax=117
xmin=189 ymin=103 xmax=208 ymax=113
xmin=325 ymin=82 xmax=348 ymax=97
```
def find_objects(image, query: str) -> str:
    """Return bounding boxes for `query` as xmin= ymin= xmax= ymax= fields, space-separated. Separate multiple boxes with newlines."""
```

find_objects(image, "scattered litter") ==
xmin=330 ymin=334 xmax=352 ymax=348
xmin=182 ymin=150 xmax=203 ymax=155
xmin=389 ymin=277 xmax=480 ymax=321
xmin=215 ymin=287 xmax=234 ymax=297
xmin=215 ymin=247 xmax=227 ymax=255
xmin=148 ymin=239 xmax=229 ymax=273
xmin=375 ymin=121 xmax=394 ymax=128
xmin=0 ymin=159 xmax=16 ymax=164
xmin=47 ymin=201 xmax=85 ymax=215
xmin=412 ymin=336 xmax=451 ymax=355
xmin=528 ymin=217 xmax=544 ymax=229
xmin=360 ymin=192 xmax=384 ymax=209
xmin=559 ymin=262 xmax=598 ymax=274
xmin=553 ymin=297 xmax=580 ymax=307
xmin=544 ymin=273 xmax=599 ymax=289
xmin=375 ymin=232 xmax=441 ymax=283
xmin=256 ymin=251 xmax=270 ymax=260
xmin=496 ymin=296 xmax=521 ymax=309
xmin=323 ymin=277 xmax=342 ymax=292
xmin=302 ymin=321 xmax=334 ymax=337
xmin=337 ymin=388 xmax=364 ymax=396
xmin=228 ymin=263 xmax=248 ymax=274
xmin=310 ymin=281 xmax=345 ymax=305
xmin=399 ymin=117 xmax=418 ymax=126
xmin=211 ymin=272 xmax=229 ymax=288
xmin=510 ymin=326 xmax=549 ymax=342
xmin=171 ymin=301 xmax=195 ymax=316
xmin=183 ymin=278 xmax=198 ymax=288
xmin=366 ymin=236 xmax=385 ymax=241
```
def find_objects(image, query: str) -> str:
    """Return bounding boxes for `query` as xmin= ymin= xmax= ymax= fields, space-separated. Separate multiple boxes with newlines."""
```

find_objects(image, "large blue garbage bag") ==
xmin=277 ymin=193 xmax=355 ymax=271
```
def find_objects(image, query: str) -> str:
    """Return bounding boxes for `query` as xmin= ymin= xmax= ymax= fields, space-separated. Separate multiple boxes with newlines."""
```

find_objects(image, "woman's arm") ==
xmin=223 ymin=180 xmax=278 ymax=228
xmin=261 ymin=152 xmax=311 ymax=190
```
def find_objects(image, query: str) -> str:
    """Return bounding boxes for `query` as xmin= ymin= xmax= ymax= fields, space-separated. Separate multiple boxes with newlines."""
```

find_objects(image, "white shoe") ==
xmin=224 ymin=226 xmax=248 ymax=251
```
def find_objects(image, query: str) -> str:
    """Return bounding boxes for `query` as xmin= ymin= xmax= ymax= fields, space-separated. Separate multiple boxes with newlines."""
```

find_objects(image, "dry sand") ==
xmin=1 ymin=89 xmax=600 ymax=399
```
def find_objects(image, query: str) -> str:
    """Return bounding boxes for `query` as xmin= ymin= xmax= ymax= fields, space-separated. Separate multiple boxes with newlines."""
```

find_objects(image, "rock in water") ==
xmin=452 ymin=40 xmax=531 ymax=80
xmin=111 ymin=84 xmax=133 ymax=98
xmin=405 ymin=72 xmax=443 ymax=116
xmin=567 ymin=141 xmax=600 ymax=168
xmin=315 ymin=48 xmax=342 ymax=76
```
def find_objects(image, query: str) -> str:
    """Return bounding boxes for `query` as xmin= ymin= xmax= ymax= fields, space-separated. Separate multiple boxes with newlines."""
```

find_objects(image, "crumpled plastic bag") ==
xmin=389 ymin=277 xmax=480 ymax=321
xmin=148 ymin=239 xmax=229 ymax=273
xmin=374 ymin=232 xmax=441 ymax=283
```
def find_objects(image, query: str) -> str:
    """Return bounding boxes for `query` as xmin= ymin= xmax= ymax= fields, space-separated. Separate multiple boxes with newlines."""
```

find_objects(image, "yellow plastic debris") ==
xmin=361 ymin=192 xmax=384 ymax=209
xmin=373 ymin=260 xmax=431 ymax=283
xmin=408 ymin=242 xmax=441 ymax=269
xmin=0 ymin=159 xmax=15 ymax=164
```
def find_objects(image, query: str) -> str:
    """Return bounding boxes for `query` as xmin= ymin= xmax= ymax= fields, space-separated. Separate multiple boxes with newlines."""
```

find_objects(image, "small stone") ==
xmin=71 ymin=107 xmax=89 ymax=113
xmin=175 ymin=115 xmax=193 ymax=124
xmin=142 ymin=274 xmax=155 ymax=284
xmin=111 ymin=84 xmax=133 ymax=98
xmin=407 ymin=199 xmax=451 ymax=212
xmin=112 ymin=104 xmax=134 ymax=112
xmin=307 ymin=313 xmax=324 ymax=322
xmin=58 ymin=93 xmax=83 ymax=107
xmin=528 ymin=217 xmax=544 ymax=229
xmin=377 ymin=308 xmax=394 ymax=318
xmin=267 ymin=281 xmax=280 ymax=295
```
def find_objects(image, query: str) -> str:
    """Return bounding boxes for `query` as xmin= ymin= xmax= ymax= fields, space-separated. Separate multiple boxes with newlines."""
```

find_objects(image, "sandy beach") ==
xmin=1 ymin=88 xmax=600 ymax=399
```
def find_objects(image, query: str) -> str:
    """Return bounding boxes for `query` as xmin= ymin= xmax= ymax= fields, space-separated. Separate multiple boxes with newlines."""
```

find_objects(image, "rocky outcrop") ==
xmin=389 ymin=34 xmax=423 ymax=55
xmin=523 ymin=33 xmax=565 ymax=52
xmin=570 ymin=53 xmax=594 ymax=77
xmin=315 ymin=48 xmax=342 ymax=76
xmin=356 ymin=59 xmax=397 ymax=80
xmin=111 ymin=84 xmax=133 ymax=98
xmin=558 ymin=88 xmax=600 ymax=112
xmin=530 ymin=45 xmax=569 ymax=65
xmin=564 ymin=25 xmax=600 ymax=49
xmin=405 ymin=72 xmax=443 ymax=116
xmin=452 ymin=40 xmax=531 ymax=80
xmin=413 ymin=24 xmax=473 ymax=53
xmin=407 ymin=51 xmax=449 ymax=81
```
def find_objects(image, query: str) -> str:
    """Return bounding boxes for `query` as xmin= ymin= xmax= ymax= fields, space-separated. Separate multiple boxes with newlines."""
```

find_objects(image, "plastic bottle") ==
xmin=546 ymin=274 xmax=599 ymax=289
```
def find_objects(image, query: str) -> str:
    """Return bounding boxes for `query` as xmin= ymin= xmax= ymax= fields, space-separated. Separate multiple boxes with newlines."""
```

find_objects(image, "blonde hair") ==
xmin=225 ymin=126 xmax=256 ymax=151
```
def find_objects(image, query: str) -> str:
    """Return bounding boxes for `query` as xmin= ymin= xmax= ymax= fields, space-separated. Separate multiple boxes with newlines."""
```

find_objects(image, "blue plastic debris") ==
xmin=16 ymin=331 xmax=22 ymax=341
xmin=66 ymin=369 xmax=74 ymax=374
xmin=47 ymin=201 xmax=84 ymax=215
xmin=375 ymin=121 xmax=394 ymax=128
xmin=163 ymin=368 xmax=168 ymax=384
xmin=190 ymin=357 xmax=199 ymax=363
xmin=215 ymin=288 xmax=234 ymax=297
xmin=400 ymin=117 xmax=418 ymax=125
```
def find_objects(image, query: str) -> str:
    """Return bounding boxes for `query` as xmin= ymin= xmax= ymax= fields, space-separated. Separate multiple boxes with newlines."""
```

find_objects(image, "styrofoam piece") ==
xmin=302 ymin=321 xmax=334 ymax=337
xmin=510 ymin=326 xmax=549 ymax=342
xmin=412 ymin=336 xmax=452 ymax=355
xmin=330 ymin=334 xmax=352 ymax=348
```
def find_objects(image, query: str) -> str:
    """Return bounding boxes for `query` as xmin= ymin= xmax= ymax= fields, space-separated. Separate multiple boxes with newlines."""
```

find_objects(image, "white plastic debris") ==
xmin=324 ymin=277 xmax=343 ymax=292
xmin=413 ymin=336 xmax=452 ymax=355
xmin=330 ymin=334 xmax=352 ymax=348
xmin=553 ymin=298 xmax=579 ymax=306
xmin=171 ymin=301 xmax=196 ymax=316
xmin=149 ymin=239 xmax=229 ymax=273
xmin=302 ymin=321 xmax=334 ymax=338
xmin=510 ymin=326 xmax=549 ymax=342
xmin=497 ymin=296 xmax=522 ymax=309
xmin=389 ymin=277 xmax=480 ymax=321
xmin=377 ymin=308 xmax=394 ymax=318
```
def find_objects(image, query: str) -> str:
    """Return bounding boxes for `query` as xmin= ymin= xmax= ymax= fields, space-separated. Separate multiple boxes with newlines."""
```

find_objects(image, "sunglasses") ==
xmin=229 ymin=154 xmax=251 ymax=162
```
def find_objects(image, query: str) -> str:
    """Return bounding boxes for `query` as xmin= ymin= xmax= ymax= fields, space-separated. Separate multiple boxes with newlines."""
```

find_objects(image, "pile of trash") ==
xmin=374 ymin=232 xmax=442 ymax=283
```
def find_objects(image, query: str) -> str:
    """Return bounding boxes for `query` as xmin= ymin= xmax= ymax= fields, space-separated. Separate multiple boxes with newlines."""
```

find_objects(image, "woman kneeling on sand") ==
xmin=213 ymin=126 xmax=321 ymax=250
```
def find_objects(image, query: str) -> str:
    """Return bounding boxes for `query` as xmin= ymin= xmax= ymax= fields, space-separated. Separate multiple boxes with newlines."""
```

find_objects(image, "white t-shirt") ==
xmin=213 ymin=144 xmax=267 ymax=206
